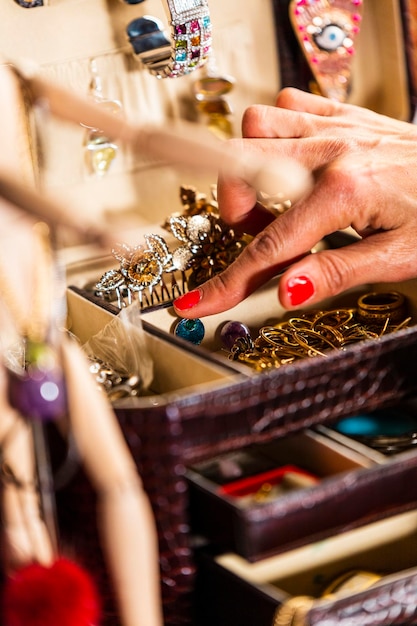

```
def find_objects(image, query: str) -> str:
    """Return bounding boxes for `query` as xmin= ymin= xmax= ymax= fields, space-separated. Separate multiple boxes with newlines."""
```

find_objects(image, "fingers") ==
xmin=279 ymin=229 xmax=417 ymax=309
xmin=242 ymin=104 xmax=319 ymax=139
xmin=242 ymin=88 xmax=342 ymax=139
xmin=217 ymin=133 xmax=346 ymax=231
xmin=174 ymin=179 xmax=347 ymax=318
xmin=275 ymin=87 xmax=340 ymax=116
xmin=174 ymin=223 xmax=416 ymax=319
xmin=242 ymin=87 xmax=402 ymax=141
xmin=216 ymin=168 xmax=280 ymax=235
xmin=174 ymin=156 xmax=417 ymax=319
xmin=217 ymin=137 xmax=316 ymax=229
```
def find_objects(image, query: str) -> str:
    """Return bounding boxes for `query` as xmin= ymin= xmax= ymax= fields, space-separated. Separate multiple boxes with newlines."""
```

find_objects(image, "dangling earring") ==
xmin=0 ymin=223 xmax=101 ymax=626
xmin=82 ymin=59 xmax=123 ymax=178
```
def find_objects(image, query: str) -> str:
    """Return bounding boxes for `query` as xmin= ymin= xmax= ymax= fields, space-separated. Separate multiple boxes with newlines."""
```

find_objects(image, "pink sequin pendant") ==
xmin=289 ymin=0 xmax=364 ymax=102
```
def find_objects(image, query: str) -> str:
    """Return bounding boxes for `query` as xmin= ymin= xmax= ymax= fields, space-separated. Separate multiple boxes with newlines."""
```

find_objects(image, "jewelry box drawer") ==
xmin=69 ymin=244 xmax=417 ymax=374
xmin=66 ymin=265 xmax=417 ymax=449
xmin=186 ymin=429 xmax=376 ymax=561
xmin=315 ymin=395 xmax=417 ymax=461
xmin=66 ymin=288 xmax=243 ymax=402
xmin=194 ymin=509 xmax=417 ymax=626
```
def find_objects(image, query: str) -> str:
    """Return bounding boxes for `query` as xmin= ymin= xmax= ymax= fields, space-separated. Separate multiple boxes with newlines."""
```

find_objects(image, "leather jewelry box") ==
xmin=65 ymin=265 xmax=417 ymax=625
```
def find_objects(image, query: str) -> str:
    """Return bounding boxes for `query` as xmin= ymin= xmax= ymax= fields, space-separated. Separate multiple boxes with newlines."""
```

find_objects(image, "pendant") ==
xmin=289 ymin=0 xmax=364 ymax=102
xmin=83 ymin=59 xmax=123 ymax=177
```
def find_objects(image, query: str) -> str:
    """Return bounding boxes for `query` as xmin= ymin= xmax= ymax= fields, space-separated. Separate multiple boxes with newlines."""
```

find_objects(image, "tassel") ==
xmin=2 ymin=557 xmax=101 ymax=626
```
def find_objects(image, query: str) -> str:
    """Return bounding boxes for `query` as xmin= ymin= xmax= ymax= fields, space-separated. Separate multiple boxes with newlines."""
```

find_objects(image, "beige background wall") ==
xmin=0 ymin=0 xmax=411 ymax=234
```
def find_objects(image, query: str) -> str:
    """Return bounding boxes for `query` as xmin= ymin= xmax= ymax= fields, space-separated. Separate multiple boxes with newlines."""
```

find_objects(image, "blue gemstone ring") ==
xmin=174 ymin=318 xmax=205 ymax=345
xmin=126 ymin=0 xmax=212 ymax=78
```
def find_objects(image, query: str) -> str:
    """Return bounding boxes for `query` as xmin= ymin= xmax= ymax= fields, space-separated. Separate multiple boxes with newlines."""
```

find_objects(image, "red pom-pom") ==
xmin=2 ymin=557 xmax=101 ymax=626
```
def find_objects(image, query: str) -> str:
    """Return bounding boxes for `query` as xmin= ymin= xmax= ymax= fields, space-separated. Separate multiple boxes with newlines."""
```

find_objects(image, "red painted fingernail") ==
xmin=174 ymin=289 xmax=202 ymax=311
xmin=286 ymin=275 xmax=315 ymax=306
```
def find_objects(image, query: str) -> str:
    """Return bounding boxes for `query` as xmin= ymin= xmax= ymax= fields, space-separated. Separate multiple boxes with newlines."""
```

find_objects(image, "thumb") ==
xmin=279 ymin=231 xmax=415 ymax=310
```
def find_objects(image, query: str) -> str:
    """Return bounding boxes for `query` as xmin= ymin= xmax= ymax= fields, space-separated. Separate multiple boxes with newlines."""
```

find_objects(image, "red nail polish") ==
xmin=174 ymin=289 xmax=202 ymax=311
xmin=286 ymin=275 xmax=314 ymax=306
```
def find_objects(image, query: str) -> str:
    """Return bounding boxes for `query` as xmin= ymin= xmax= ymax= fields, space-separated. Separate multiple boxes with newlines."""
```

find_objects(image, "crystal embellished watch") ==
xmin=126 ymin=0 xmax=212 ymax=78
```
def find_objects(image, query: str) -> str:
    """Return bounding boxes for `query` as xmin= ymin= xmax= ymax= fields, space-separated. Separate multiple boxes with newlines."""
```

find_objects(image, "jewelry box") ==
xmin=65 ymin=260 xmax=417 ymax=624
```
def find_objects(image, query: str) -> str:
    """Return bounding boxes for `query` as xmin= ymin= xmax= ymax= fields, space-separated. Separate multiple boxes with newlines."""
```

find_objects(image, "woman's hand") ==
xmin=174 ymin=88 xmax=417 ymax=317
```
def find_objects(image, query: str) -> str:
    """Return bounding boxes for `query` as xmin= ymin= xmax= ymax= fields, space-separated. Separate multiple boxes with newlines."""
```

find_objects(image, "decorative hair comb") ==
xmin=92 ymin=185 xmax=251 ymax=312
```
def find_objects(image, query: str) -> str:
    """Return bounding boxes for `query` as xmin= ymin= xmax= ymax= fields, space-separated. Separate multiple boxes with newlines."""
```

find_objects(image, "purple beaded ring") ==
xmin=220 ymin=320 xmax=251 ymax=351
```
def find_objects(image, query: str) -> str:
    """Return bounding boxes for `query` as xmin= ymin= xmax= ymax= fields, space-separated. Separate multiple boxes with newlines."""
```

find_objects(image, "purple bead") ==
xmin=7 ymin=364 xmax=67 ymax=422
xmin=220 ymin=321 xmax=251 ymax=350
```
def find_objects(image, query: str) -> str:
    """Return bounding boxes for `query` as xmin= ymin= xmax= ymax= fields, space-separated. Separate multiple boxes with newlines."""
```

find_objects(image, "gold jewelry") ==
xmin=273 ymin=596 xmax=315 ymax=626
xmin=192 ymin=52 xmax=236 ymax=140
xmin=229 ymin=293 xmax=412 ymax=372
xmin=357 ymin=291 xmax=407 ymax=327
xmin=321 ymin=569 xmax=382 ymax=597
xmin=289 ymin=0 xmax=364 ymax=102
xmin=93 ymin=185 xmax=250 ymax=311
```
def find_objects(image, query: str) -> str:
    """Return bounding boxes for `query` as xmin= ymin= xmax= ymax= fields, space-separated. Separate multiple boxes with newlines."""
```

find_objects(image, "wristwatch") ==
xmin=126 ymin=0 xmax=212 ymax=78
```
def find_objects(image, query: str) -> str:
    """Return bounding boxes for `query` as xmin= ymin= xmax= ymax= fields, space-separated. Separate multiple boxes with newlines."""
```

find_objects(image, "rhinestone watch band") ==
xmin=127 ymin=0 xmax=212 ymax=78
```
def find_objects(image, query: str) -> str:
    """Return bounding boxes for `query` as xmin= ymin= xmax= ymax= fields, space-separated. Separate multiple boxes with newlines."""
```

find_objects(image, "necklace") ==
xmin=0 ymin=222 xmax=53 ymax=345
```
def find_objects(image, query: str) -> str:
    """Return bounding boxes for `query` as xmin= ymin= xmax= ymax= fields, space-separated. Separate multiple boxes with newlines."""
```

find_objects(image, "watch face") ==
xmin=172 ymin=0 xmax=203 ymax=13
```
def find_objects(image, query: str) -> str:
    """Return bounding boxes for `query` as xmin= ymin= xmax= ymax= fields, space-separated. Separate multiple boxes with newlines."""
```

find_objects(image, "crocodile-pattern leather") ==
xmin=308 ymin=572 xmax=417 ymax=625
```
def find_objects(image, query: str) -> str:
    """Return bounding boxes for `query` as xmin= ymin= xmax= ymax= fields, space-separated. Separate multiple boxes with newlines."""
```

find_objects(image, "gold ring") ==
xmin=357 ymin=291 xmax=407 ymax=326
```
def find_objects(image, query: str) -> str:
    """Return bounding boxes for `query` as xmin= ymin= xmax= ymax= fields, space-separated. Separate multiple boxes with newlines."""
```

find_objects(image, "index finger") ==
xmin=173 ymin=176 xmax=350 ymax=318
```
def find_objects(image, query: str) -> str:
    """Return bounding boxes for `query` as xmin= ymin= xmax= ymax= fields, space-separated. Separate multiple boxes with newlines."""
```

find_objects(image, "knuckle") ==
xmin=275 ymin=87 xmax=299 ymax=108
xmin=246 ymin=227 xmax=284 ymax=266
xmin=314 ymin=251 xmax=353 ymax=295
xmin=320 ymin=160 xmax=359 ymax=199
xmin=204 ymin=266 xmax=243 ymax=307
xmin=242 ymin=105 xmax=269 ymax=136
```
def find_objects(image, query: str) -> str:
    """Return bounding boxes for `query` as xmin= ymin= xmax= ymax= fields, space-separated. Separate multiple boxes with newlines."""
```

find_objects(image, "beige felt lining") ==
xmin=66 ymin=289 xmax=242 ymax=402
xmin=0 ymin=0 xmax=411 ymax=225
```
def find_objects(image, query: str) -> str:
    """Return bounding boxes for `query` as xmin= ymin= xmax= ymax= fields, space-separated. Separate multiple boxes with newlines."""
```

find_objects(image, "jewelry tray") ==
xmin=65 ymin=262 xmax=417 ymax=625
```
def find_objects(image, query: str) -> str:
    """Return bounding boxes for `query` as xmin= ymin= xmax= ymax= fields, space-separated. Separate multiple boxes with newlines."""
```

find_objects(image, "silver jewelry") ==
xmin=126 ymin=0 xmax=212 ymax=78
xmin=92 ymin=185 xmax=249 ymax=311
xmin=88 ymin=357 xmax=142 ymax=400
